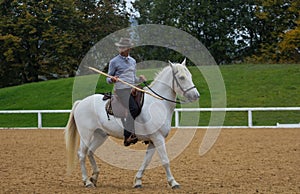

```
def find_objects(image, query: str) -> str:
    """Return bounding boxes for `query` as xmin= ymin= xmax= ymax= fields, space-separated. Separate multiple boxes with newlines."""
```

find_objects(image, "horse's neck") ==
xmin=151 ymin=67 xmax=176 ymax=110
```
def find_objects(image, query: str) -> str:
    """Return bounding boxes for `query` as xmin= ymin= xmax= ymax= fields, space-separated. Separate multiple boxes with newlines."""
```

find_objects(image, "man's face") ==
xmin=118 ymin=47 xmax=131 ymax=57
xmin=118 ymin=47 xmax=130 ymax=53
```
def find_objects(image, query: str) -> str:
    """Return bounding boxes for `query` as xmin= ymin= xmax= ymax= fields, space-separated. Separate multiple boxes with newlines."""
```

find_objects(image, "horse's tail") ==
xmin=64 ymin=100 xmax=81 ymax=174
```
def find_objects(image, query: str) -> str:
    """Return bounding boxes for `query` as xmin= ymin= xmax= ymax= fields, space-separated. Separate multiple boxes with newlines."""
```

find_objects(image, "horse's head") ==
xmin=169 ymin=59 xmax=200 ymax=102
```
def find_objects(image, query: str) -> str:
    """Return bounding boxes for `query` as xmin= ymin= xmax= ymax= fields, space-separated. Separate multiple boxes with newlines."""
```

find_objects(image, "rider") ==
xmin=107 ymin=37 xmax=146 ymax=146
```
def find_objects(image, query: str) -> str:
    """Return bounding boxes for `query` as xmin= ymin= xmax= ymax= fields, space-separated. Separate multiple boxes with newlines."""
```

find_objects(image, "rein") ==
xmin=143 ymin=65 xmax=196 ymax=104
xmin=143 ymin=81 xmax=181 ymax=104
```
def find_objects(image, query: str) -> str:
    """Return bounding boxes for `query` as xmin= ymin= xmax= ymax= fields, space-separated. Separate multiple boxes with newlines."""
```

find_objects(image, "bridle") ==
xmin=143 ymin=65 xmax=196 ymax=104
xmin=171 ymin=66 xmax=197 ymax=96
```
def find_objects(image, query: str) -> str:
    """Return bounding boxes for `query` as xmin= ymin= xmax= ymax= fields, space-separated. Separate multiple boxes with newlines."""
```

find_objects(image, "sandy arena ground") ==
xmin=0 ymin=128 xmax=299 ymax=194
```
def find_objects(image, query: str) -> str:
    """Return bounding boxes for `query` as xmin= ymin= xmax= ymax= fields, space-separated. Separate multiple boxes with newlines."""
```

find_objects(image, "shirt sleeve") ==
xmin=133 ymin=60 xmax=141 ymax=84
xmin=134 ymin=69 xmax=140 ymax=83
xmin=106 ymin=61 xmax=116 ymax=84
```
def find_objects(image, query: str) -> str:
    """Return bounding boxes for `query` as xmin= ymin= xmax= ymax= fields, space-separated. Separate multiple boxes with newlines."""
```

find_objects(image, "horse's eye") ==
xmin=179 ymin=76 xmax=185 ymax=80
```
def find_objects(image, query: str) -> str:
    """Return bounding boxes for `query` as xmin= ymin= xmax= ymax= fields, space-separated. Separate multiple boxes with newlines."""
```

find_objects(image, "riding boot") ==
xmin=124 ymin=129 xmax=131 ymax=138
xmin=124 ymin=129 xmax=138 ymax=146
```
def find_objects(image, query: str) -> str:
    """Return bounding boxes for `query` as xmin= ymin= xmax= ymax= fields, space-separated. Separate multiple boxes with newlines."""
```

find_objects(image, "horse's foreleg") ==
xmin=87 ymin=129 xmax=108 ymax=187
xmin=134 ymin=142 xmax=155 ymax=188
xmin=151 ymin=135 xmax=180 ymax=189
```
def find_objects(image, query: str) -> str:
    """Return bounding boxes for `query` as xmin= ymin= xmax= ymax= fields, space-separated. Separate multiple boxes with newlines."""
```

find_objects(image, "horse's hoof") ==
xmin=86 ymin=184 xmax=95 ymax=188
xmin=90 ymin=177 xmax=97 ymax=187
xmin=172 ymin=185 xmax=180 ymax=189
xmin=85 ymin=182 xmax=95 ymax=188
xmin=134 ymin=184 xmax=142 ymax=189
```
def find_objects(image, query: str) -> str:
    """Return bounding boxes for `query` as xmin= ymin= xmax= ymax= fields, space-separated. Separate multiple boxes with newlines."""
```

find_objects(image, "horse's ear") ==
xmin=182 ymin=58 xmax=187 ymax=66
xmin=168 ymin=60 xmax=174 ymax=67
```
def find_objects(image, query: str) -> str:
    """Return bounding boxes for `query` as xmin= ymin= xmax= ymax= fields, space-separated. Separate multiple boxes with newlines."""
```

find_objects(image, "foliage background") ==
xmin=0 ymin=0 xmax=299 ymax=88
xmin=0 ymin=0 xmax=129 ymax=87
xmin=133 ymin=0 xmax=299 ymax=64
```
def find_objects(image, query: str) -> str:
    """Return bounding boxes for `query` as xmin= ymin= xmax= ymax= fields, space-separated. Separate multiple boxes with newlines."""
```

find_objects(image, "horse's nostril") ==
xmin=186 ymin=92 xmax=200 ymax=101
xmin=193 ymin=93 xmax=200 ymax=100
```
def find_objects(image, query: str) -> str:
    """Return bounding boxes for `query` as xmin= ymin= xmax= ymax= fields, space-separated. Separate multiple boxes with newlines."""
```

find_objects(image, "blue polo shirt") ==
xmin=106 ymin=55 xmax=140 ymax=89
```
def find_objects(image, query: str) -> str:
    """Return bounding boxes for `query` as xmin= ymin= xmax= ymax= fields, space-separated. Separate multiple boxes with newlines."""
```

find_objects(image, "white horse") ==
xmin=65 ymin=59 xmax=200 ymax=189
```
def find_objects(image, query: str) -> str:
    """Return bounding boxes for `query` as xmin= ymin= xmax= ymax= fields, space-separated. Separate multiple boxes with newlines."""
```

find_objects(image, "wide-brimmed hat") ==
xmin=115 ymin=37 xmax=134 ymax=48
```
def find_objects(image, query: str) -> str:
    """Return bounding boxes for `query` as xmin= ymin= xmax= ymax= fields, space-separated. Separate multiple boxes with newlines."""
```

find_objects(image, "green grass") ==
xmin=221 ymin=64 xmax=300 ymax=107
xmin=0 ymin=64 xmax=299 ymax=127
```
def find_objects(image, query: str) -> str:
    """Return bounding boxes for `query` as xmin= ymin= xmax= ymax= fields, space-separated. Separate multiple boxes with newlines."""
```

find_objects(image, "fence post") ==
xmin=38 ymin=112 xmax=42 ymax=129
xmin=175 ymin=110 xmax=179 ymax=128
xmin=248 ymin=110 xmax=252 ymax=127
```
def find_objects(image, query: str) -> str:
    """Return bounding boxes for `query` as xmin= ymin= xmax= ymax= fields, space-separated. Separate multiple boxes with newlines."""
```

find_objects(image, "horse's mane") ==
xmin=149 ymin=65 xmax=171 ymax=87
xmin=149 ymin=63 xmax=183 ymax=87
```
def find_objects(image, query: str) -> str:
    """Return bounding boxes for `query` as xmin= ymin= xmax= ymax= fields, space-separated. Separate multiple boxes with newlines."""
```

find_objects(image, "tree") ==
xmin=0 ymin=0 xmax=129 ymax=87
xmin=278 ymin=20 xmax=300 ymax=63
xmin=133 ymin=0 xmax=259 ymax=64
xmin=247 ymin=0 xmax=299 ymax=63
xmin=0 ymin=0 xmax=84 ymax=86
xmin=278 ymin=1 xmax=300 ymax=63
xmin=133 ymin=0 xmax=299 ymax=64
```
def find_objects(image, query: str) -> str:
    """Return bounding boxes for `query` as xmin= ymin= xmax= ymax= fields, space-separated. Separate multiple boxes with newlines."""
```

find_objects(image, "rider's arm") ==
xmin=106 ymin=61 xmax=117 ymax=84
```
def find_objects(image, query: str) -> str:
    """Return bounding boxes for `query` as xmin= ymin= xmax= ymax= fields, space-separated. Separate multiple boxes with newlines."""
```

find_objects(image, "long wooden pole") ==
xmin=88 ymin=67 xmax=163 ymax=100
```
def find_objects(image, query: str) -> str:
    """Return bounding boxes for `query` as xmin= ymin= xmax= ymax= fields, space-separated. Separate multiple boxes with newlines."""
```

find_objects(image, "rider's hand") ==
xmin=111 ymin=76 xmax=119 ymax=83
xmin=139 ymin=75 xmax=147 ymax=82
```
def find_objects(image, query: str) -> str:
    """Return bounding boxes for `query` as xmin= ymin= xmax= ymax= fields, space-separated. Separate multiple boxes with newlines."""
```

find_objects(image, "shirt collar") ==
xmin=119 ymin=54 xmax=130 ymax=61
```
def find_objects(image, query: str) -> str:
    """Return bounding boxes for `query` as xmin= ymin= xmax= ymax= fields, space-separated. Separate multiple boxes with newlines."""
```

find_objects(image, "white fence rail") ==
xmin=174 ymin=107 xmax=300 ymax=128
xmin=0 ymin=107 xmax=300 ymax=129
xmin=0 ymin=110 xmax=70 ymax=129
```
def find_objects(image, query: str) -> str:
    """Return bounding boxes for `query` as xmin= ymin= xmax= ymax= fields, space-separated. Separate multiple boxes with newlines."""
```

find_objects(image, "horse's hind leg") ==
xmin=87 ymin=128 xmax=107 ymax=187
xmin=78 ymin=138 xmax=94 ymax=187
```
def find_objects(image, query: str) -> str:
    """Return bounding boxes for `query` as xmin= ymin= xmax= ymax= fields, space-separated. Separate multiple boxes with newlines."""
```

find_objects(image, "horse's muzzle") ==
xmin=186 ymin=89 xmax=200 ymax=102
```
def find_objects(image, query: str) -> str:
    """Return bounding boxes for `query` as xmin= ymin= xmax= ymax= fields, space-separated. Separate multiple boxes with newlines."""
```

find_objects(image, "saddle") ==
xmin=103 ymin=87 xmax=145 ymax=120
